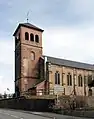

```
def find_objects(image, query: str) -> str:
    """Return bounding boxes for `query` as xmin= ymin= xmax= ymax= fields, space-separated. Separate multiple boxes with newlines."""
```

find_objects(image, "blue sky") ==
xmin=0 ymin=0 xmax=94 ymax=94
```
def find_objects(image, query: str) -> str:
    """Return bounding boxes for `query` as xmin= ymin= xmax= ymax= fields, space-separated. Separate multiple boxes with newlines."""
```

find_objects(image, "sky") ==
xmin=0 ymin=0 xmax=94 ymax=94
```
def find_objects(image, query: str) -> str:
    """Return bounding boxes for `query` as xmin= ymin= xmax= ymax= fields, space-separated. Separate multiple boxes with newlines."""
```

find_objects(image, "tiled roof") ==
xmin=13 ymin=23 xmax=44 ymax=36
xmin=44 ymin=56 xmax=94 ymax=71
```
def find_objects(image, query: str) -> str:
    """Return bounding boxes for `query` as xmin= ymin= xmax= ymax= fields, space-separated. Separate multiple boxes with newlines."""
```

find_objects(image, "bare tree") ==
xmin=4 ymin=92 xmax=7 ymax=99
xmin=0 ymin=93 xmax=2 ymax=99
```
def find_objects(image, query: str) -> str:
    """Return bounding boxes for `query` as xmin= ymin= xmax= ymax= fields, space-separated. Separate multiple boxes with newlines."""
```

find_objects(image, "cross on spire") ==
xmin=27 ymin=11 xmax=29 ymax=23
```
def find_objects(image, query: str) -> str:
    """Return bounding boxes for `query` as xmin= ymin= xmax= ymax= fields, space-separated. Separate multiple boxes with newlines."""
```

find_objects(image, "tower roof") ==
xmin=13 ymin=23 xmax=44 ymax=36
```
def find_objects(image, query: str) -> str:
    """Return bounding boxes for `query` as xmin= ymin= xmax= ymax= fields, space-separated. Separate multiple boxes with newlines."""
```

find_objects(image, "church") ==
xmin=13 ymin=22 xmax=94 ymax=97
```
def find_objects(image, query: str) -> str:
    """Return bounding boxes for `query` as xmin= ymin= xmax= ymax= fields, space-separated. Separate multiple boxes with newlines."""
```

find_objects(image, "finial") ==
xmin=27 ymin=11 xmax=29 ymax=23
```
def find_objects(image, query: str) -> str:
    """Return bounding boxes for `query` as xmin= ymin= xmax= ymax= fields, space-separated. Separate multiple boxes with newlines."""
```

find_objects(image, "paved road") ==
xmin=0 ymin=109 xmax=50 ymax=119
xmin=0 ymin=109 xmax=93 ymax=119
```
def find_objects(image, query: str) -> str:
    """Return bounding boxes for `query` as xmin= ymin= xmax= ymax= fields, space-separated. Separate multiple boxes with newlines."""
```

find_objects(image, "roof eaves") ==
xmin=13 ymin=24 xmax=44 ymax=36
xmin=13 ymin=24 xmax=21 ymax=36
xmin=47 ymin=61 xmax=94 ymax=71
xmin=46 ymin=56 xmax=94 ymax=71
xmin=23 ymin=24 xmax=44 ymax=32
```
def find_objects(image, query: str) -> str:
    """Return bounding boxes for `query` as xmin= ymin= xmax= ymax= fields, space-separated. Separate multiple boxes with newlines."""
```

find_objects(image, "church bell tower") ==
xmin=13 ymin=23 xmax=44 ymax=96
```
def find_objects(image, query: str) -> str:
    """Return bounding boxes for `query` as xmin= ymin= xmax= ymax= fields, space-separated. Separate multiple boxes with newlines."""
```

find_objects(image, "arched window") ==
xmin=31 ymin=52 xmax=35 ymax=60
xmin=78 ymin=75 xmax=83 ymax=87
xmin=55 ymin=71 xmax=60 ymax=85
xmin=84 ymin=76 xmax=87 ymax=85
xmin=88 ymin=75 xmax=92 ymax=86
xmin=67 ymin=73 xmax=72 ymax=86
xmin=30 ymin=33 xmax=34 ymax=41
xmin=25 ymin=32 xmax=29 ymax=40
xmin=62 ymin=73 xmax=64 ymax=86
xmin=58 ymin=73 xmax=60 ymax=84
xmin=55 ymin=73 xmax=57 ymax=84
xmin=35 ymin=35 xmax=39 ymax=43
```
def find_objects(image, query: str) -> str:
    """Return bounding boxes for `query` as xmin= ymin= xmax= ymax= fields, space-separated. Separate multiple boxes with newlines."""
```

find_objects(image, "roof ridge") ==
xmin=44 ymin=55 xmax=93 ymax=66
xmin=13 ymin=22 xmax=44 ymax=36
xmin=43 ymin=55 xmax=94 ymax=70
xmin=23 ymin=22 xmax=43 ymax=29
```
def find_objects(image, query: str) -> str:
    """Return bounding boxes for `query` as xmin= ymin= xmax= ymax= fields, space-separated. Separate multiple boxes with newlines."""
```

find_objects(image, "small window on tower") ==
xmin=35 ymin=35 xmax=39 ymax=43
xmin=25 ymin=32 xmax=29 ymax=40
xmin=30 ymin=33 xmax=34 ymax=41
xmin=31 ymin=51 xmax=35 ymax=60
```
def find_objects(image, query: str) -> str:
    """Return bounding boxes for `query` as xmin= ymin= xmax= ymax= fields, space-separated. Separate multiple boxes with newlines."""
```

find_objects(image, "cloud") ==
xmin=0 ymin=39 xmax=14 ymax=65
xmin=1 ymin=0 xmax=94 ymax=29
xmin=0 ymin=33 xmax=14 ymax=94
xmin=69 ymin=0 xmax=94 ymax=14
xmin=64 ymin=0 xmax=94 ymax=23
xmin=43 ymin=24 xmax=94 ymax=64
xmin=0 ymin=0 xmax=94 ymax=94
xmin=0 ymin=74 xmax=14 ymax=94
xmin=0 ymin=0 xmax=94 ymax=35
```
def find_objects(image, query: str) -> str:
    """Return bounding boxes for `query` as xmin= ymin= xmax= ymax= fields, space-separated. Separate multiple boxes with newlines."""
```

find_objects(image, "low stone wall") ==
xmin=87 ymin=96 xmax=94 ymax=107
xmin=0 ymin=97 xmax=54 ymax=112
xmin=55 ymin=96 xmax=94 ymax=118
xmin=60 ymin=110 xmax=94 ymax=118
xmin=58 ymin=95 xmax=88 ymax=109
